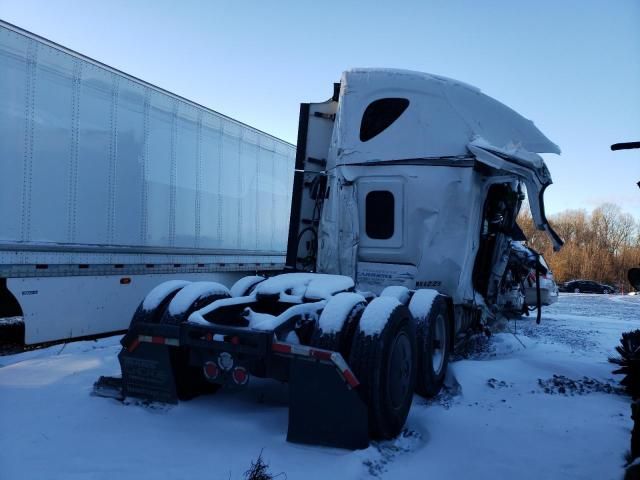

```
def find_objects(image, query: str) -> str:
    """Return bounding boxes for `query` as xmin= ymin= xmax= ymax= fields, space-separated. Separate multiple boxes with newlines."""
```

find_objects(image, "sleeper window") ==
xmin=366 ymin=190 xmax=394 ymax=239
xmin=359 ymin=98 xmax=410 ymax=142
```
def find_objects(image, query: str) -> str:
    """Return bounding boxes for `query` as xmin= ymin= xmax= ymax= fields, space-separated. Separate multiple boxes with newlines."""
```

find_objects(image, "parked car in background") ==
xmin=560 ymin=280 xmax=616 ymax=294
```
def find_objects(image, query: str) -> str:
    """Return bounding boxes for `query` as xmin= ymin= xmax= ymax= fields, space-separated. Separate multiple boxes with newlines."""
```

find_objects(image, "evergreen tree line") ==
xmin=518 ymin=203 xmax=640 ymax=291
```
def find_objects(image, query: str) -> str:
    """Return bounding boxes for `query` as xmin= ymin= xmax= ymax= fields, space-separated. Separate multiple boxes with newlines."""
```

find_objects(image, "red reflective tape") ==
xmin=151 ymin=336 xmax=165 ymax=344
xmin=127 ymin=338 xmax=140 ymax=352
xmin=342 ymin=369 xmax=360 ymax=388
xmin=310 ymin=349 xmax=332 ymax=361
xmin=272 ymin=342 xmax=292 ymax=354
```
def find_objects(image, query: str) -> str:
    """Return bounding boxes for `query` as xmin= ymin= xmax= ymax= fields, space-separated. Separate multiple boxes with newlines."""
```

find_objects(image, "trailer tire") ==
xmin=349 ymin=301 xmax=416 ymax=439
xmin=311 ymin=292 xmax=366 ymax=356
xmin=414 ymin=294 xmax=450 ymax=398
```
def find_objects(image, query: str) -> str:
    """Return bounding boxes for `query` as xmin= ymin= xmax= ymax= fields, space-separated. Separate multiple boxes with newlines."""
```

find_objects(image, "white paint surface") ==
xmin=8 ymin=272 xmax=244 ymax=344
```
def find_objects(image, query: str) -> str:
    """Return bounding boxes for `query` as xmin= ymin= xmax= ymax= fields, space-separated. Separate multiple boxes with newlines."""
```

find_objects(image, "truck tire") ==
xmin=349 ymin=300 xmax=416 ymax=439
xmin=130 ymin=280 xmax=191 ymax=327
xmin=230 ymin=275 xmax=265 ymax=297
xmin=380 ymin=285 xmax=411 ymax=305
xmin=158 ymin=285 xmax=229 ymax=400
xmin=311 ymin=292 xmax=366 ymax=356
xmin=412 ymin=294 xmax=451 ymax=398
xmin=160 ymin=282 xmax=231 ymax=325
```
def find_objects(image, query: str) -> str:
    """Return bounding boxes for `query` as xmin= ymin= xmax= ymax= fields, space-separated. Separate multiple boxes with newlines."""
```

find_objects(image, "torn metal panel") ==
xmin=329 ymin=68 xmax=560 ymax=168
xmin=468 ymin=140 xmax=563 ymax=251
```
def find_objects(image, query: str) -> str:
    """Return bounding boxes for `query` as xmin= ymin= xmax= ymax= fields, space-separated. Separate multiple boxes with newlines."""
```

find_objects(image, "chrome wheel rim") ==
xmin=432 ymin=313 xmax=446 ymax=376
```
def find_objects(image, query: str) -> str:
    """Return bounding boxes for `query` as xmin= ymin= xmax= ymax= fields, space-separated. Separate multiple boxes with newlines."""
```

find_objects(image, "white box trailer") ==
xmin=0 ymin=20 xmax=295 ymax=345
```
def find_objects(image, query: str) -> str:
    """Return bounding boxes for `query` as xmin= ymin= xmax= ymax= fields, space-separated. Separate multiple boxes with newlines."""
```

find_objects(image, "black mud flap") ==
xmin=93 ymin=376 xmax=124 ymax=400
xmin=287 ymin=357 xmax=369 ymax=450
xmin=118 ymin=342 xmax=178 ymax=404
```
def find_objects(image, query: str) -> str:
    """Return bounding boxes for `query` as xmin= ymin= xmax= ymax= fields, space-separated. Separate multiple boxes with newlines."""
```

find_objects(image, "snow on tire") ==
xmin=311 ymin=292 xmax=366 ymax=355
xmin=161 ymin=282 xmax=231 ymax=325
xmin=130 ymin=280 xmax=191 ymax=327
xmin=349 ymin=297 xmax=416 ymax=439
xmin=380 ymin=285 xmax=411 ymax=305
xmin=410 ymin=291 xmax=450 ymax=398
xmin=230 ymin=275 xmax=265 ymax=297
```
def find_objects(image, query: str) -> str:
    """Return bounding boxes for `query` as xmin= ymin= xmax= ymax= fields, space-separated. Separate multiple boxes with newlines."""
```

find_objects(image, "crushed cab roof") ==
xmin=330 ymin=68 xmax=560 ymax=166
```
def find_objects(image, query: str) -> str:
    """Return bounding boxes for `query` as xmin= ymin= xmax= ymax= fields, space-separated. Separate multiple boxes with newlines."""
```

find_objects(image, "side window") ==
xmin=366 ymin=190 xmax=394 ymax=239
xmin=359 ymin=98 xmax=410 ymax=142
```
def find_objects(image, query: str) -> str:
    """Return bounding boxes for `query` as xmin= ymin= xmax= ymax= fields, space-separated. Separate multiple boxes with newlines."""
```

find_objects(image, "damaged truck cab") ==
xmin=290 ymin=69 xmax=562 ymax=331
xmin=98 ymin=69 xmax=563 ymax=450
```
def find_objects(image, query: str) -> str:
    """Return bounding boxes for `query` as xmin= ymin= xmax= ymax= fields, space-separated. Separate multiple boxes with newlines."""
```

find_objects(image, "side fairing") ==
xmin=286 ymin=90 xmax=339 ymax=271
xmin=316 ymin=171 xmax=359 ymax=277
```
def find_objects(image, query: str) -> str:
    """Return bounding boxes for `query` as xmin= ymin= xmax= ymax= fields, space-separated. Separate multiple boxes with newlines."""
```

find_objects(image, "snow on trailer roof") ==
xmin=332 ymin=68 xmax=560 ymax=166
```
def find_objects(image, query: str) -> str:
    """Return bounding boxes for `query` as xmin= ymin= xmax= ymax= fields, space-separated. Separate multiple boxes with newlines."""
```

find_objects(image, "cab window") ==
xmin=366 ymin=190 xmax=394 ymax=239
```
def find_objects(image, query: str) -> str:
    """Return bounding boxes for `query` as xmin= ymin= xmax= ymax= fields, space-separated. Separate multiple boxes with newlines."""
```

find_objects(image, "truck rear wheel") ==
xmin=311 ymin=292 xmax=366 ymax=356
xmin=160 ymin=282 xmax=231 ymax=325
xmin=349 ymin=299 xmax=416 ymax=439
xmin=413 ymin=294 xmax=450 ymax=398
xmin=158 ymin=284 xmax=229 ymax=399
xmin=129 ymin=280 xmax=191 ymax=327
xmin=230 ymin=275 xmax=265 ymax=297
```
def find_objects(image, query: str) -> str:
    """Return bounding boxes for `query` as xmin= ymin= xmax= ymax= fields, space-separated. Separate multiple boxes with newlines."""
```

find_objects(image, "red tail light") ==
xmin=232 ymin=367 xmax=249 ymax=385
xmin=203 ymin=361 xmax=219 ymax=380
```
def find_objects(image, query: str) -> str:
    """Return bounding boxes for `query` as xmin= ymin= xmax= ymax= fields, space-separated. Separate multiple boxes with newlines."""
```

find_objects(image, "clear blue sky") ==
xmin=2 ymin=0 xmax=639 ymax=218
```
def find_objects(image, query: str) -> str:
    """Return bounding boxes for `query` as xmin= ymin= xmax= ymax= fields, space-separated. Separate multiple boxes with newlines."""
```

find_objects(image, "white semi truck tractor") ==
xmin=95 ymin=68 xmax=563 ymax=449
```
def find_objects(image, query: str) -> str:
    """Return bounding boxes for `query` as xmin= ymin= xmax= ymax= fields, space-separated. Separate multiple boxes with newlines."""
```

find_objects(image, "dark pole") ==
xmin=611 ymin=142 xmax=640 ymax=151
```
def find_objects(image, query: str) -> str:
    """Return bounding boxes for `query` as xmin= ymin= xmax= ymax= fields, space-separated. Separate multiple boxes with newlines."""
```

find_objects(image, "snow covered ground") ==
xmin=1 ymin=294 xmax=638 ymax=479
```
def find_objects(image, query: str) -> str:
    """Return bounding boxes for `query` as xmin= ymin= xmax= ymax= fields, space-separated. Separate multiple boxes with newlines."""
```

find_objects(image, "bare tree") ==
xmin=517 ymin=203 xmax=640 ymax=290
